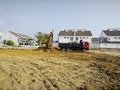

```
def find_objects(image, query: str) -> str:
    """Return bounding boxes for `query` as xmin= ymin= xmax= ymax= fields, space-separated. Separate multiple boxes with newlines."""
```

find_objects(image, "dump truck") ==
xmin=59 ymin=40 xmax=89 ymax=52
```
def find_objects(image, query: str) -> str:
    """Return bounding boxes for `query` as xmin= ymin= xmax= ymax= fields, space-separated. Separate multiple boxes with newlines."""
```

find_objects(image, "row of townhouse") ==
xmin=58 ymin=28 xmax=120 ymax=49
xmin=99 ymin=28 xmax=120 ymax=48
xmin=0 ymin=31 xmax=36 ymax=46
xmin=58 ymin=29 xmax=92 ymax=43
xmin=0 ymin=28 xmax=120 ymax=48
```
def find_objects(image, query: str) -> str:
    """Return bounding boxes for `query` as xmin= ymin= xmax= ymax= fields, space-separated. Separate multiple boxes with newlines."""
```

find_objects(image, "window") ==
xmin=80 ymin=37 xmax=81 ymax=39
xmin=115 ymin=37 xmax=117 ymax=39
xmin=83 ymin=37 xmax=85 ymax=39
xmin=70 ymin=37 xmax=73 ymax=41
xmin=64 ymin=37 xmax=66 ymax=39
xmin=107 ymin=38 xmax=110 ymax=40
xmin=19 ymin=43 xmax=23 ymax=45
xmin=86 ymin=37 xmax=88 ymax=39
xmin=67 ymin=37 xmax=69 ymax=39
xmin=119 ymin=37 xmax=120 ymax=39
xmin=76 ymin=37 xmax=78 ymax=41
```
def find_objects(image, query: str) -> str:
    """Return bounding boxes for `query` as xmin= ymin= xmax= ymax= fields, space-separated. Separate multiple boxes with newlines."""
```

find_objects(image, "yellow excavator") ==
xmin=41 ymin=30 xmax=54 ymax=49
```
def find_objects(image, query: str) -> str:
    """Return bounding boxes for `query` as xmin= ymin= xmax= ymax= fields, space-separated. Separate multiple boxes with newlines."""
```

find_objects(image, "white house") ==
xmin=99 ymin=28 xmax=120 ymax=48
xmin=58 ymin=29 xmax=92 ymax=43
xmin=0 ymin=32 xmax=5 ymax=46
xmin=1 ymin=31 xmax=35 ymax=46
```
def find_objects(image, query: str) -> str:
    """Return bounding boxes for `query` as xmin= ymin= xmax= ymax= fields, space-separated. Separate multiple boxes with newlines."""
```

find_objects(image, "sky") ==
xmin=0 ymin=0 xmax=120 ymax=40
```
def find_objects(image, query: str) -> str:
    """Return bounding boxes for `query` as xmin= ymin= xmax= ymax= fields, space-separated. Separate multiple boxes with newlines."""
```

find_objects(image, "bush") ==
xmin=6 ymin=40 xmax=14 ymax=46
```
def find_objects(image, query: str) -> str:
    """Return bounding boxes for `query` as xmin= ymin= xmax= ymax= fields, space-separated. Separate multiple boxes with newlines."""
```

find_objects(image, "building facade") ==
xmin=99 ymin=28 xmax=120 ymax=48
xmin=90 ymin=37 xmax=100 ymax=49
xmin=0 ymin=32 xmax=4 ymax=46
xmin=58 ymin=29 xmax=92 ymax=43
xmin=0 ymin=31 xmax=36 ymax=46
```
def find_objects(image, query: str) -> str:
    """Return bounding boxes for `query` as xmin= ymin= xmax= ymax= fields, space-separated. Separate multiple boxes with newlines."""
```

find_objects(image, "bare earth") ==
xmin=0 ymin=49 xmax=120 ymax=90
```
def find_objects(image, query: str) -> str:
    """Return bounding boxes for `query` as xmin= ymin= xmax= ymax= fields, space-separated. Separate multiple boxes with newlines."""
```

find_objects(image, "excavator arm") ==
xmin=41 ymin=30 xmax=54 ymax=49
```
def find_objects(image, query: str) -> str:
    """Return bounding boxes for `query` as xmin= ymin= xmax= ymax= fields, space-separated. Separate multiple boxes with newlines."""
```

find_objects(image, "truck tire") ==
xmin=82 ymin=49 xmax=86 ymax=52
xmin=66 ymin=48 xmax=72 ymax=52
xmin=62 ymin=48 xmax=66 ymax=52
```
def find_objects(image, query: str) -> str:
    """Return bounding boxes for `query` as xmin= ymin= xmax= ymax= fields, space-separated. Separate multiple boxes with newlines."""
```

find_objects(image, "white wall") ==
xmin=81 ymin=36 xmax=92 ymax=43
xmin=58 ymin=36 xmax=71 ymax=43
xmin=107 ymin=36 xmax=120 ymax=42
xmin=100 ymin=43 xmax=120 ymax=49
xmin=90 ymin=43 xmax=100 ymax=49
xmin=100 ymin=32 xmax=120 ymax=42
xmin=52 ymin=42 xmax=58 ymax=47
xmin=1 ymin=32 xmax=19 ymax=45
xmin=58 ymin=36 xmax=92 ymax=43
xmin=99 ymin=32 xmax=107 ymax=37
xmin=0 ymin=32 xmax=4 ymax=46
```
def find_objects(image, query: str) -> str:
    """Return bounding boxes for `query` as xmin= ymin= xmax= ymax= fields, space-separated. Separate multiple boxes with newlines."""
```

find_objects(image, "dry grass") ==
xmin=0 ymin=49 xmax=120 ymax=90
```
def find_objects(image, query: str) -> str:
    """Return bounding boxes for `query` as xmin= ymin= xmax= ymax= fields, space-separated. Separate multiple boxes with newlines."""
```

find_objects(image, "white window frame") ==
xmin=115 ymin=37 xmax=117 ymax=39
xmin=64 ymin=37 xmax=66 ymax=39
xmin=70 ymin=37 xmax=73 ymax=41
xmin=76 ymin=37 xmax=79 ymax=41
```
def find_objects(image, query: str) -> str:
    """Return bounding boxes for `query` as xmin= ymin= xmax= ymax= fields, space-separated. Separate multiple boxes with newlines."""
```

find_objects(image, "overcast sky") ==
xmin=0 ymin=0 xmax=120 ymax=40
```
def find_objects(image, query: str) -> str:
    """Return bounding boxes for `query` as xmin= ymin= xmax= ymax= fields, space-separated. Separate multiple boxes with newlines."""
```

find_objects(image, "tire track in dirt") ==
xmin=0 ymin=49 xmax=120 ymax=90
xmin=7 ymin=59 xmax=92 ymax=90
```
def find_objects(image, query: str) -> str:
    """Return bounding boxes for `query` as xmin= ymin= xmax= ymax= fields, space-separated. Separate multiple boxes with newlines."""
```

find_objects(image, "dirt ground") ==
xmin=0 ymin=48 xmax=120 ymax=90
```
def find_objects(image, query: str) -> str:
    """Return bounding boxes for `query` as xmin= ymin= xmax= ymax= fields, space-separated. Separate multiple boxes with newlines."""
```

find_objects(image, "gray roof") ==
xmin=58 ymin=30 xmax=92 ymax=36
xmin=103 ymin=30 xmax=120 ymax=36
xmin=9 ymin=31 xmax=35 ymax=40
xmin=58 ymin=30 xmax=74 ymax=36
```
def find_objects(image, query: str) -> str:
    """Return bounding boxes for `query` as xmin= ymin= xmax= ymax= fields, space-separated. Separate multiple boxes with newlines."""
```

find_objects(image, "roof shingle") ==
xmin=9 ymin=31 xmax=35 ymax=40
xmin=103 ymin=30 xmax=120 ymax=36
xmin=58 ymin=29 xmax=92 ymax=36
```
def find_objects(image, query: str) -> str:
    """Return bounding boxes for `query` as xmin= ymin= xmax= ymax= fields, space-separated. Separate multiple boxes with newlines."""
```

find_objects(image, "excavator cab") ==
xmin=41 ymin=30 xmax=54 ymax=49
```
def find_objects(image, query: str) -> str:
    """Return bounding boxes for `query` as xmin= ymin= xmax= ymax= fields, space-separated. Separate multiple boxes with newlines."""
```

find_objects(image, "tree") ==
xmin=35 ymin=32 xmax=48 ymax=45
xmin=3 ymin=40 xmax=7 ymax=46
xmin=6 ymin=40 xmax=14 ymax=46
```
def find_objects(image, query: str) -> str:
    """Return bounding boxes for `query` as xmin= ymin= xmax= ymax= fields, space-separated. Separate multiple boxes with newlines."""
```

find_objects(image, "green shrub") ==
xmin=6 ymin=40 xmax=14 ymax=46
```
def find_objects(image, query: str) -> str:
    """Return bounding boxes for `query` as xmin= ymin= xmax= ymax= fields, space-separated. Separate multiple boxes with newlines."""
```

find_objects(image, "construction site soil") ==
xmin=0 ymin=48 xmax=120 ymax=90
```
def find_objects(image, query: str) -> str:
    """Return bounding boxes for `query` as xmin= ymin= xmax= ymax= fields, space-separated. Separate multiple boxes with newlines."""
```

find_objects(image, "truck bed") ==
xmin=59 ymin=43 xmax=81 ymax=50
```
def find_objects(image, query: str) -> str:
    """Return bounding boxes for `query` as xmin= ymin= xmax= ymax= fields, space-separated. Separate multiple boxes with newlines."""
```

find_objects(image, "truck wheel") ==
xmin=67 ymin=48 xmax=72 ymax=52
xmin=82 ymin=49 xmax=86 ymax=52
xmin=62 ymin=48 xmax=66 ymax=52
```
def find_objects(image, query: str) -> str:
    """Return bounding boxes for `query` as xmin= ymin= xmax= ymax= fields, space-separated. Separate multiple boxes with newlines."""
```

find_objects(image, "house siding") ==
xmin=58 ymin=30 xmax=92 ymax=43
xmin=58 ymin=36 xmax=92 ymax=43
xmin=1 ymin=32 xmax=19 ymax=45
xmin=58 ymin=36 xmax=71 ymax=43
xmin=100 ymin=43 xmax=120 ymax=49
xmin=0 ymin=31 xmax=35 ymax=46
xmin=107 ymin=36 xmax=120 ymax=42
xmin=99 ymin=30 xmax=120 ymax=48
